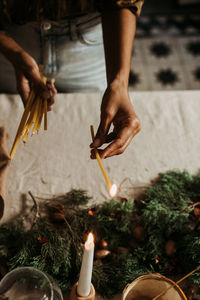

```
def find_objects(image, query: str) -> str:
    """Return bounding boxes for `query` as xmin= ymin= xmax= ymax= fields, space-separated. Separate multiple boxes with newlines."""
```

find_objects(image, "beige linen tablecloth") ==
xmin=0 ymin=91 xmax=200 ymax=224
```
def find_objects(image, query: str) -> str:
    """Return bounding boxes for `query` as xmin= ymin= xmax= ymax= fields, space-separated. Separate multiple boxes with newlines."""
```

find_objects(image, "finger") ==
xmin=25 ymin=67 xmax=52 ymax=100
xmin=90 ymin=122 xmax=139 ymax=159
xmin=52 ymin=85 xmax=57 ymax=95
xmin=48 ymin=97 xmax=55 ymax=107
xmin=47 ymin=84 xmax=57 ymax=111
xmin=41 ymin=87 xmax=52 ymax=101
xmin=47 ymin=98 xmax=55 ymax=112
xmin=47 ymin=107 xmax=52 ymax=112
xmin=105 ymin=131 xmax=117 ymax=144
xmin=46 ymin=85 xmax=56 ymax=111
xmin=49 ymin=82 xmax=57 ymax=95
xmin=0 ymin=127 xmax=10 ymax=161
xmin=90 ymin=115 xmax=112 ymax=148
xmin=105 ymin=126 xmax=140 ymax=158
xmin=100 ymin=125 xmax=140 ymax=159
xmin=47 ymin=82 xmax=57 ymax=96
xmin=90 ymin=149 xmax=104 ymax=160
xmin=0 ymin=127 xmax=8 ymax=146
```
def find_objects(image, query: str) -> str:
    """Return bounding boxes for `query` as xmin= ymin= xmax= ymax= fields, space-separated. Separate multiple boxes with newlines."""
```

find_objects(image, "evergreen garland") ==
xmin=0 ymin=171 xmax=200 ymax=298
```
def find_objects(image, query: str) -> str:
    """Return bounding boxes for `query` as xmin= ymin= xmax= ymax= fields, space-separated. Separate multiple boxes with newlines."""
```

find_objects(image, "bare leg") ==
xmin=0 ymin=127 xmax=10 ymax=219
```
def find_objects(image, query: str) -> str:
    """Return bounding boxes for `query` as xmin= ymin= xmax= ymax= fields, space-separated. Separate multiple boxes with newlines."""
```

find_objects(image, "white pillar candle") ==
xmin=77 ymin=233 xmax=94 ymax=297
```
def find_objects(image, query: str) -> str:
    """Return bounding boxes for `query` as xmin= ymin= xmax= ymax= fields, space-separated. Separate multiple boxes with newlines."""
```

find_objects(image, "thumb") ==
xmin=90 ymin=116 xmax=112 ymax=148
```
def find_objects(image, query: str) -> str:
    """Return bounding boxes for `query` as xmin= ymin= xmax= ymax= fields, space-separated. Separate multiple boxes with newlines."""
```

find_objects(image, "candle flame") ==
xmin=87 ymin=232 xmax=94 ymax=244
xmin=109 ymin=184 xmax=118 ymax=198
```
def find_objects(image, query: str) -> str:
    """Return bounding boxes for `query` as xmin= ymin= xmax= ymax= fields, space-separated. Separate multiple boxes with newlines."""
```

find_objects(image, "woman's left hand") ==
xmin=90 ymin=82 xmax=141 ymax=159
xmin=14 ymin=51 xmax=57 ymax=111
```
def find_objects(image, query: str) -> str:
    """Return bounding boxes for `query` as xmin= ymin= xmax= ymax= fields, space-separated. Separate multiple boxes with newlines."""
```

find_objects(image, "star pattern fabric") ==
xmin=129 ymin=14 xmax=200 ymax=91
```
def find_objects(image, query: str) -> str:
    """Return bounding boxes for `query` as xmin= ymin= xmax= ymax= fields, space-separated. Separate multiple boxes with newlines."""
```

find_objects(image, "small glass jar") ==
xmin=0 ymin=267 xmax=63 ymax=300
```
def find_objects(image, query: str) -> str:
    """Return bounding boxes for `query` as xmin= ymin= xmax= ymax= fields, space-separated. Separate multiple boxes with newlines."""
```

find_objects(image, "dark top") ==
xmin=0 ymin=0 xmax=144 ymax=29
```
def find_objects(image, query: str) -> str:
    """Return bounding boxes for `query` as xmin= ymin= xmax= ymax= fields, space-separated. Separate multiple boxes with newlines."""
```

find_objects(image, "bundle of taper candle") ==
xmin=9 ymin=66 xmax=54 ymax=160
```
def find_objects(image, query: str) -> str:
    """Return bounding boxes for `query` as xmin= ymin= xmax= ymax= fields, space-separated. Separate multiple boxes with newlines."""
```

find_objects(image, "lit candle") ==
xmin=77 ymin=233 xmax=94 ymax=297
xmin=109 ymin=184 xmax=118 ymax=198
xmin=90 ymin=125 xmax=118 ymax=198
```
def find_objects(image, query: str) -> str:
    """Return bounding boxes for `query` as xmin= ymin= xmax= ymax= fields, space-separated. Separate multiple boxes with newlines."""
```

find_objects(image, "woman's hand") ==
xmin=13 ymin=51 xmax=57 ymax=111
xmin=94 ymin=8 xmax=139 ymax=159
xmin=0 ymin=126 xmax=10 ymax=218
xmin=0 ymin=31 xmax=57 ymax=110
xmin=90 ymin=81 xmax=140 ymax=159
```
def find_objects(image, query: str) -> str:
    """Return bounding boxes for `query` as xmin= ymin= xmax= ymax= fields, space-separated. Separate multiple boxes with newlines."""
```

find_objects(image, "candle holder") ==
xmin=70 ymin=282 xmax=95 ymax=300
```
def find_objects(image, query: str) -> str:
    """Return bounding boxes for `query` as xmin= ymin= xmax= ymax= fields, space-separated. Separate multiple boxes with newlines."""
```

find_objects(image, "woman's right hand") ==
xmin=0 ymin=31 xmax=57 ymax=110
xmin=13 ymin=51 xmax=57 ymax=111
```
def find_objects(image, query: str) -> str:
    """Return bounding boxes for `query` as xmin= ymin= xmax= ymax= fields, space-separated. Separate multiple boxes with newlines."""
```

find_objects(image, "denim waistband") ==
xmin=4 ymin=13 xmax=102 ymax=81
xmin=40 ymin=12 xmax=102 ymax=79
xmin=0 ymin=12 xmax=106 ymax=93
xmin=40 ymin=12 xmax=101 ymax=40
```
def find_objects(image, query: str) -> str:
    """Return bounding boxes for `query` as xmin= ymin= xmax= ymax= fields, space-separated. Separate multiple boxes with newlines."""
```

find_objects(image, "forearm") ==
xmin=0 ymin=127 xmax=10 ymax=217
xmin=101 ymin=8 xmax=136 ymax=88
xmin=0 ymin=31 xmax=24 ymax=66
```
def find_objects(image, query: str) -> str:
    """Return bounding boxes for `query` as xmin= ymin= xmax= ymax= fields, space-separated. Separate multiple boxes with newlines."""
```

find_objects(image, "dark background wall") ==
xmin=142 ymin=0 xmax=200 ymax=14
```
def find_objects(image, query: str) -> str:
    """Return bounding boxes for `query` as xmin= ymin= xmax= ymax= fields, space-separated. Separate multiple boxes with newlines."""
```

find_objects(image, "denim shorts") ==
xmin=0 ymin=13 xmax=107 ymax=93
